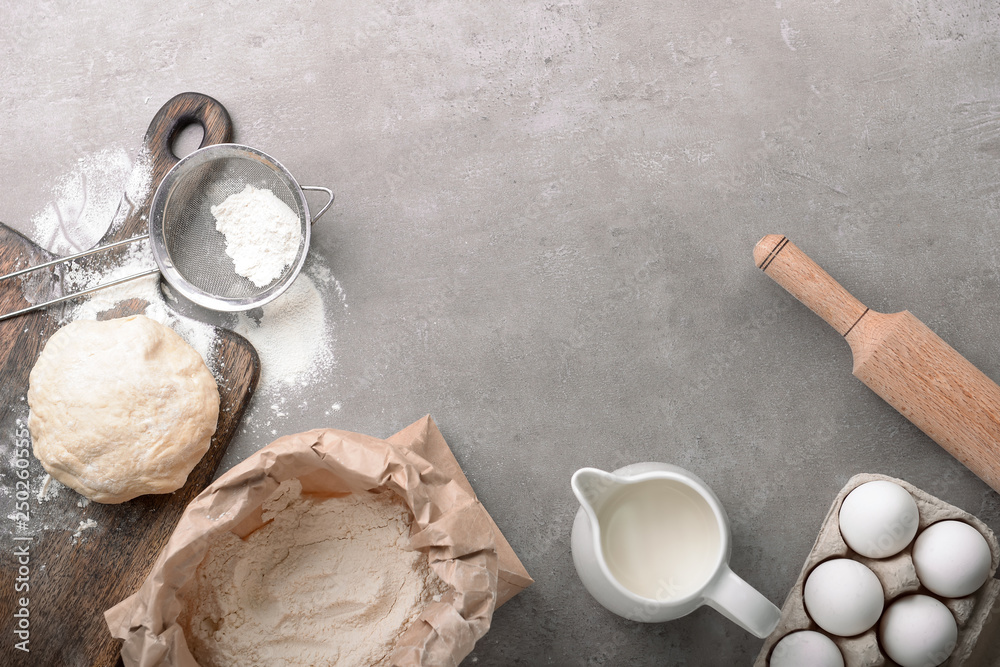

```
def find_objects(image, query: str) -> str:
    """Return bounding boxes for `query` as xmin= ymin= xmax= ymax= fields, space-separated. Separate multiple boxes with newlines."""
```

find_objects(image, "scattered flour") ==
xmin=180 ymin=479 xmax=444 ymax=667
xmin=233 ymin=273 xmax=333 ymax=390
xmin=24 ymin=146 xmax=345 ymax=397
xmin=36 ymin=473 xmax=63 ymax=502
xmin=24 ymin=145 xmax=213 ymax=361
xmin=59 ymin=240 xmax=217 ymax=365
xmin=71 ymin=518 xmax=98 ymax=542
xmin=31 ymin=146 xmax=153 ymax=255
xmin=230 ymin=259 xmax=347 ymax=439
xmin=211 ymin=185 xmax=302 ymax=287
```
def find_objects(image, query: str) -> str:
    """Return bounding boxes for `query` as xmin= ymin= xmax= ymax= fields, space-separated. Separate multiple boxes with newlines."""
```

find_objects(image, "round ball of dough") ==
xmin=28 ymin=315 xmax=219 ymax=504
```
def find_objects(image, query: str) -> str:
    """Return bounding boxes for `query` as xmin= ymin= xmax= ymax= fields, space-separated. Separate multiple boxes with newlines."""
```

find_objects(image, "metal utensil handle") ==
xmin=0 ymin=267 xmax=160 ymax=322
xmin=0 ymin=234 xmax=149 ymax=282
xmin=0 ymin=234 xmax=152 ymax=322
xmin=302 ymin=186 xmax=335 ymax=224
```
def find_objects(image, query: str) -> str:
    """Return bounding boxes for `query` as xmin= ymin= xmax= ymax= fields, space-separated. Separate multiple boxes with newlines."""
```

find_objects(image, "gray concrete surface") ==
xmin=3 ymin=0 xmax=1000 ymax=664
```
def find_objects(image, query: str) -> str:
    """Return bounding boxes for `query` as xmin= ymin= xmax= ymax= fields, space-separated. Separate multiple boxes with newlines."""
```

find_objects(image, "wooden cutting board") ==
xmin=0 ymin=93 xmax=260 ymax=667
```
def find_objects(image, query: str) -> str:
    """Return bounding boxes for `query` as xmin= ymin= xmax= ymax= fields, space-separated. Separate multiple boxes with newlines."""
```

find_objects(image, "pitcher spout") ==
xmin=571 ymin=467 xmax=624 ymax=514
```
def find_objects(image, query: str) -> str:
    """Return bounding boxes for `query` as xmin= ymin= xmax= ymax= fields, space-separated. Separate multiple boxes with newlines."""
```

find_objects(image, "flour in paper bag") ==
xmin=179 ymin=479 xmax=444 ymax=667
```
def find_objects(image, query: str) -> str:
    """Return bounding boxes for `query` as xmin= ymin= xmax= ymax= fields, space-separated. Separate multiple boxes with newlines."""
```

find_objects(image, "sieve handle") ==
xmin=0 ymin=266 xmax=160 ymax=323
xmin=302 ymin=186 xmax=336 ymax=224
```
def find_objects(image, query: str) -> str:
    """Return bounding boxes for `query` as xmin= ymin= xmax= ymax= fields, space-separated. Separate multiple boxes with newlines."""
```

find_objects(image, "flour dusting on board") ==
xmin=60 ymin=241 xmax=217 ymax=365
xmin=71 ymin=518 xmax=98 ymax=543
xmin=36 ymin=473 xmax=62 ymax=502
xmin=23 ymin=144 xmax=216 ymax=362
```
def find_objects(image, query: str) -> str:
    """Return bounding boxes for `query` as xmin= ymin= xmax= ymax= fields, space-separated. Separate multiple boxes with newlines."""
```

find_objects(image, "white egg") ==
xmin=912 ymin=520 xmax=992 ymax=597
xmin=879 ymin=594 xmax=957 ymax=667
xmin=803 ymin=558 xmax=884 ymax=636
xmin=769 ymin=630 xmax=844 ymax=667
xmin=838 ymin=480 xmax=919 ymax=558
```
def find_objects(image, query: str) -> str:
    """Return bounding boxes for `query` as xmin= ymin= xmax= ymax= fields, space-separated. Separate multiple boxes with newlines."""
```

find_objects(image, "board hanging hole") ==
xmin=171 ymin=121 xmax=205 ymax=161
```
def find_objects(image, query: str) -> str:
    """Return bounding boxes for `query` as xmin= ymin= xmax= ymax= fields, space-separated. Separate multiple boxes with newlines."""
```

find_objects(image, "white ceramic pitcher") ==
xmin=570 ymin=463 xmax=780 ymax=638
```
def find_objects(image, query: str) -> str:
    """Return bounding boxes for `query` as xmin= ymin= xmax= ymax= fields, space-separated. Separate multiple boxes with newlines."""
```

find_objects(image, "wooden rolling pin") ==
xmin=755 ymin=234 xmax=1000 ymax=494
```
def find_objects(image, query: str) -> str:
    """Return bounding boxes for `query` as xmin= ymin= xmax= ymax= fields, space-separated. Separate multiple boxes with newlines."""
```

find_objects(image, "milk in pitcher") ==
xmin=598 ymin=478 xmax=722 ymax=601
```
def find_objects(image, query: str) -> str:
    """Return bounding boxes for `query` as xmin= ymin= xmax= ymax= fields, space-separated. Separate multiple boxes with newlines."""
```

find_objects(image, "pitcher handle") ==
xmin=702 ymin=565 xmax=781 ymax=638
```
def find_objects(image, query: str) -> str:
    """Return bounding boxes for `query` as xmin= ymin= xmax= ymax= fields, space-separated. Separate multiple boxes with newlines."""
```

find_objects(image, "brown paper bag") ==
xmin=105 ymin=417 xmax=532 ymax=666
xmin=387 ymin=416 xmax=534 ymax=606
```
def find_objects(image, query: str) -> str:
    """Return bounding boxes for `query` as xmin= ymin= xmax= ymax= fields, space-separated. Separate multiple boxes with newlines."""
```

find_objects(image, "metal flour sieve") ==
xmin=149 ymin=143 xmax=333 ymax=311
xmin=0 ymin=144 xmax=333 ymax=320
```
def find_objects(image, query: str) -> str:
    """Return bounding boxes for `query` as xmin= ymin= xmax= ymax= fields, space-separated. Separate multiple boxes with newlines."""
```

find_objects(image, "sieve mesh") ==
xmin=160 ymin=155 xmax=307 ymax=299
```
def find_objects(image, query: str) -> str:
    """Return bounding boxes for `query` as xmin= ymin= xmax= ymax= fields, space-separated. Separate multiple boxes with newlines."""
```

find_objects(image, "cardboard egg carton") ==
xmin=755 ymin=473 xmax=1000 ymax=667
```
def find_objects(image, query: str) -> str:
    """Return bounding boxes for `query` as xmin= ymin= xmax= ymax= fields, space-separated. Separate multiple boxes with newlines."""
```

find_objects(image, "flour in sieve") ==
xmin=211 ymin=185 xmax=302 ymax=287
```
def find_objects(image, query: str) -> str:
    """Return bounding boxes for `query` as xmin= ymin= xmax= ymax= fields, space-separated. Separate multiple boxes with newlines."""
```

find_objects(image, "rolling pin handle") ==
xmin=754 ymin=235 xmax=870 ymax=337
